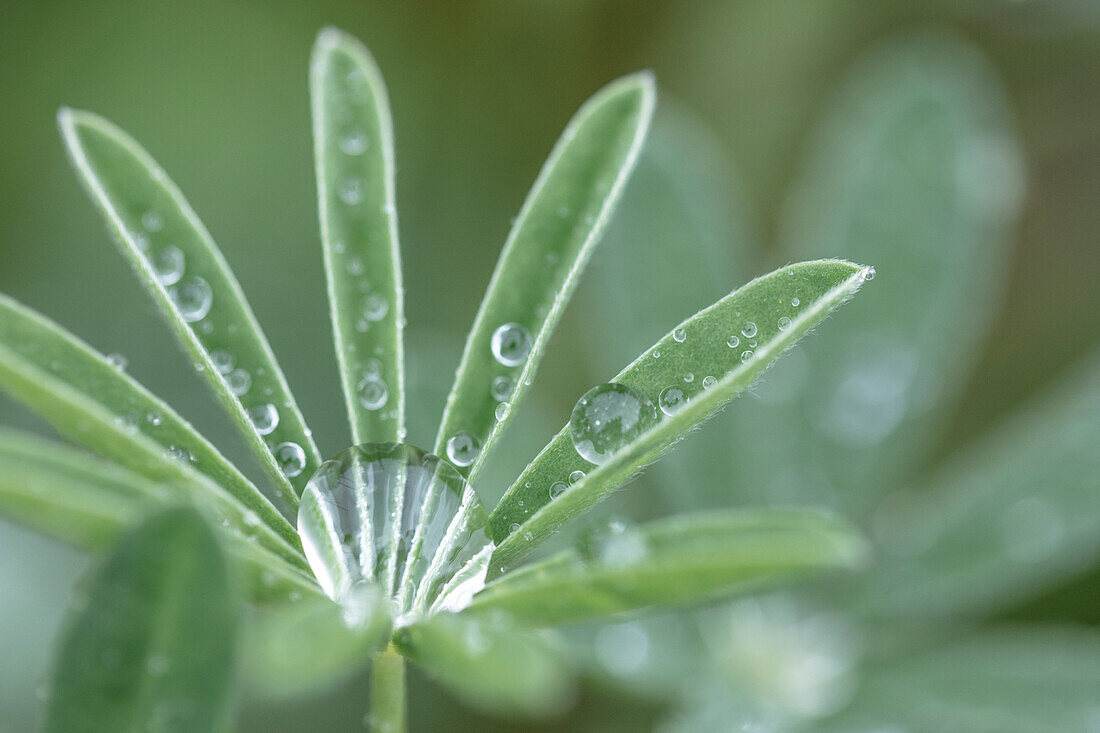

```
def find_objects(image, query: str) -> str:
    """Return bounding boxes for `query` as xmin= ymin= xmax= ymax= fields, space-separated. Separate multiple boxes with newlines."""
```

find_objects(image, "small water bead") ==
xmin=297 ymin=443 xmax=491 ymax=608
xmin=862 ymin=265 xmax=876 ymax=281
xmin=490 ymin=323 xmax=532 ymax=367
xmin=141 ymin=211 xmax=164 ymax=233
xmin=672 ymin=328 xmax=686 ymax=343
xmin=569 ymin=470 xmax=586 ymax=484
xmin=147 ymin=412 xmax=162 ymax=427
xmin=170 ymin=276 xmax=212 ymax=322
xmin=791 ymin=297 xmax=800 ymax=307
xmin=490 ymin=375 xmax=514 ymax=402
xmin=494 ymin=402 xmax=509 ymax=422
xmin=727 ymin=335 xmax=740 ymax=349
xmin=346 ymin=257 xmax=364 ymax=276
xmin=509 ymin=522 xmax=521 ymax=533
xmin=702 ymin=375 xmax=717 ymax=389
xmin=778 ymin=316 xmax=792 ymax=332
xmin=652 ymin=350 xmax=660 ymax=360
xmin=658 ymin=386 xmax=686 ymax=416
xmin=549 ymin=481 xmax=568 ymax=500
xmin=337 ymin=177 xmax=363 ymax=205
xmin=106 ymin=353 xmax=128 ymax=371
xmin=741 ymin=322 xmax=758 ymax=339
xmin=248 ymin=403 xmax=280 ymax=435
xmin=569 ymin=383 xmax=659 ymax=465
xmin=210 ymin=350 xmax=234 ymax=374
xmin=226 ymin=369 xmax=252 ymax=396
xmin=741 ymin=350 xmax=755 ymax=363
xmin=167 ymin=446 xmax=195 ymax=464
xmin=358 ymin=377 xmax=388 ymax=411
xmin=362 ymin=293 xmax=388 ymax=322
xmin=152 ymin=246 xmax=185 ymax=286
xmin=446 ymin=431 xmax=480 ymax=467
xmin=683 ymin=373 xmax=694 ymax=383
xmin=275 ymin=442 xmax=306 ymax=477
xmin=339 ymin=128 xmax=369 ymax=155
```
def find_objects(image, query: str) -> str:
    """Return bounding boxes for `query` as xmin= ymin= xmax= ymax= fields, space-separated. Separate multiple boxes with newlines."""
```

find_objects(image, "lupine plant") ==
xmin=0 ymin=28 xmax=875 ymax=731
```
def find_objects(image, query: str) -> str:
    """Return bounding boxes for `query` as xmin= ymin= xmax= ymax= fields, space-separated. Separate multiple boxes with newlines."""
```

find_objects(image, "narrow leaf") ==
xmin=857 ymin=350 xmax=1100 ymax=620
xmin=242 ymin=585 xmax=391 ymax=698
xmin=394 ymin=614 xmax=573 ymax=716
xmin=467 ymin=508 xmax=865 ymax=627
xmin=311 ymin=28 xmax=405 ymax=444
xmin=42 ymin=507 xmax=237 ymax=733
xmin=0 ymin=427 xmax=319 ymax=603
xmin=0 ymin=293 xmax=297 ymax=549
xmin=433 ymin=72 xmax=655 ymax=482
xmin=59 ymin=109 xmax=321 ymax=505
xmin=490 ymin=260 xmax=871 ymax=571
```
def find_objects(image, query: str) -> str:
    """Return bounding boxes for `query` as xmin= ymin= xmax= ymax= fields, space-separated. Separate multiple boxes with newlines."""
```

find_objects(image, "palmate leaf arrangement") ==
xmin=0 ymin=27 xmax=876 ymax=731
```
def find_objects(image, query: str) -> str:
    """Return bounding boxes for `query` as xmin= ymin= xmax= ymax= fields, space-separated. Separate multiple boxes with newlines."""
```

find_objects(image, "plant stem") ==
xmin=369 ymin=644 xmax=407 ymax=733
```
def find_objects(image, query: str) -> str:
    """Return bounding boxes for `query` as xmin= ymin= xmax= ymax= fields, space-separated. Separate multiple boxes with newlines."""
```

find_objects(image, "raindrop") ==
xmin=672 ymin=328 xmax=686 ymax=343
xmin=490 ymin=375 xmax=514 ymax=402
xmin=249 ymin=403 xmax=280 ymax=435
xmin=226 ymin=368 xmax=251 ymax=396
xmin=141 ymin=211 xmax=163 ymax=233
xmin=275 ymin=442 xmax=306 ymax=477
xmin=446 ymin=431 xmax=480 ymax=467
xmin=152 ymin=246 xmax=185 ymax=286
xmin=339 ymin=128 xmax=369 ymax=155
xmin=569 ymin=383 xmax=658 ymax=465
xmin=362 ymin=293 xmax=388 ymax=322
xmin=778 ymin=316 xmax=792 ymax=332
xmin=741 ymin=350 xmax=754 ymax=363
xmin=569 ymin=470 xmax=586 ymax=484
xmin=490 ymin=323 xmax=532 ymax=367
xmin=727 ymin=335 xmax=740 ymax=349
xmin=549 ymin=481 xmax=567 ymax=499
xmin=106 ymin=353 xmax=128 ymax=371
xmin=494 ymin=402 xmax=508 ymax=422
xmin=358 ymin=377 xmax=388 ymax=410
xmin=338 ymin=177 xmax=363 ymax=205
xmin=210 ymin=350 xmax=234 ymax=374
xmin=741 ymin=322 xmax=758 ymax=338
xmin=659 ymin=386 xmax=686 ymax=416
xmin=702 ymin=375 xmax=717 ymax=389
xmin=170 ymin=277 xmax=212 ymax=322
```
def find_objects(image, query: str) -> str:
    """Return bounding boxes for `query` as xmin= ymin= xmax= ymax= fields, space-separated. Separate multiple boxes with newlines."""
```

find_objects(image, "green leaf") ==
xmin=242 ymin=586 xmax=391 ymax=698
xmin=311 ymin=28 xmax=406 ymax=445
xmin=720 ymin=35 xmax=1024 ymax=513
xmin=466 ymin=508 xmax=865 ymax=627
xmin=433 ymin=72 xmax=655 ymax=483
xmin=394 ymin=613 xmax=573 ymax=716
xmin=490 ymin=260 xmax=871 ymax=571
xmin=856 ymin=350 xmax=1100 ymax=621
xmin=0 ymin=427 xmax=318 ymax=603
xmin=41 ymin=506 xmax=238 ymax=733
xmin=821 ymin=628 xmax=1100 ymax=733
xmin=0 ymin=293 xmax=298 ymax=550
xmin=59 ymin=109 xmax=321 ymax=506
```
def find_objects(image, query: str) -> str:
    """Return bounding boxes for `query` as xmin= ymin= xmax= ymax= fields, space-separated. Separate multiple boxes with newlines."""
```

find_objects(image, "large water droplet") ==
xmin=446 ymin=431 xmax=480 ymax=468
xmin=358 ymin=376 xmax=388 ymax=411
xmin=152 ymin=246 xmax=185 ymax=286
xmin=490 ymin=323 xmax=532 ymax=367
xmin=275 ymin=442 xmax=306 ymax=477
xmin=297 ymin=443 xmax=490 ymax=612
xmin=170 ymin=277 xmax=212 ymax=322
xmin=569 ymin=383 xmax=658 ymax=465
xmin=249 ymin=403 xmax=279 ymax=435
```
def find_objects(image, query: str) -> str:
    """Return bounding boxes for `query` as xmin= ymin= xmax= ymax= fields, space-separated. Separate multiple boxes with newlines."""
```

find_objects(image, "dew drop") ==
xmin=446 ymin=431 xmax=480 ymax=467
xmin=862 ymin=266 xmax=876 ymax=281
xmin=494 ymin=402 xmax=508 ymax=422
xmin=569 ymin=383 xmax=658 ymax=465
xmin=358 ymin=377 xmax=388 ymax=410
xmin=569 ymin=470 xmax=586 ymax=484
xmin=658 ymin=386 xmax=686 ymax=416
xmin=362 ymin=293 xmax=388 ymax=322
xmin=275 ymin=442 xmax=306 ymax=477
xmin=741 ymin=321 xmax=758 ymax=338
xmin=702 ymin=375 xmax=717 ymax=389
xmin=490 ymin=323 xmax=532 ymax=367
xmin=509 ymin=522 xmax=521 ymax=533
xmin=346 ymin=257 xmax=364 ymax=276
xmin=363 ymin=358 xmax=383 ymax=376
xmin=338 ymin=177 xmax=363 ymax=205
xmin=106 ymin=353 xmax=128 ymax=371
xmin=249 ymin=403 xmax=280 ymax=435
xmin=170 ymin=276 xmax=212 ymax=322
xmin=339 ymin=128 xmax=369 ymax=155
xmin=490 ymin=375 xmax=514 ymax=402
xmin=226 ymin=368 xmax=252 ymax=396
xmin=152 ymin=246 xmax=185 ymax=286
xmin=210 ymin=350 xmax=234 ymax=374
xmin=549 ymin=481 xmax=567 ymax=500
xmin=683 ymin=373 xmax=694 ymax=383
xmin=147 ymin=412 xmax=162 ymax=427
xmin=727 ymin=335 xmax=740 ymax=348
xmin=778 ymin=316 xmax=792 ymax=332
xmin=791 ymin=297 xmax=800 ymax=307
xmin=672 ymin=328 xmax=686 ymax=343
xmin=141 ymin=211 xmax=164 ymax=233
xmin=167 ymin=446 xmax=195 ymax=464
xmin=741 ymin=350 xmax=755 ymax=363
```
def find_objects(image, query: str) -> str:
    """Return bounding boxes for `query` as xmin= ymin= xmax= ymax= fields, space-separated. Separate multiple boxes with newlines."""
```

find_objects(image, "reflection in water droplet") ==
xmin=297 ymin=443 xmax=490 ymax=613
xmin=569 ymin=383 xmax=658 ymax=465
xmin=490 ymin=375 xmax=514 ymax=402
xmin=549 ymin=481 xmax=567 ymax=500
xmin=702 ymin=375 xmax=717 ymax=389
xmin=446 ymin=431 xmax=480 ymax=467
xmin=741 ymin=322 xmax=758 ymax=338
xmin=152 ymin=246 xmax=185 ymax=286
xmin=778 ymin=316 xmax=792 ymax=332
xmin=659 ymin=386 xmax=686 ymax=416
xmin=569 ymin=470 xmax=586 ymax=484
xmin=275 ymin=442 xmax=306 ymax=477
xmin=727 ymin=335 xmax=740 ymax=349
xmin=490 ymin=323 xmax=532 ymax=367
xmin=170 ymin=277 xmax=212 ymax=322
xmin=249 ymin=403 xmax=279 ymax=435
xmin=494 ymin=402 xmax=508 ymax=422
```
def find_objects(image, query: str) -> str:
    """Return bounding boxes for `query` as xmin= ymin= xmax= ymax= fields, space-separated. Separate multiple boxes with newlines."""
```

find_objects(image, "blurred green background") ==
xmin=2 ymin=1 xmax=1098 ymax=730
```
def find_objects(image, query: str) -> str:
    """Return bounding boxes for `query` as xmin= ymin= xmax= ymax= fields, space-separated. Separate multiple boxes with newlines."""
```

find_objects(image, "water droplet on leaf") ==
xmin=446 ymin=431 xmax=480 ymax=467
xmin=490 ymin=323 xmax=532 ymax=367
xmin=569 ymin=383 xmax=657 ymax=465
